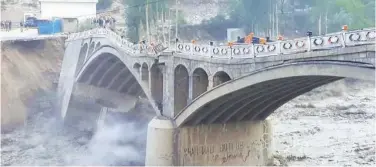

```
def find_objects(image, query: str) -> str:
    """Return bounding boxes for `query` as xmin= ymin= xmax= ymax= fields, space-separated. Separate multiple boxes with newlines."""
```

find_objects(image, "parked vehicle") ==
xmin=24 ymin=16 xmax=38 ymax=27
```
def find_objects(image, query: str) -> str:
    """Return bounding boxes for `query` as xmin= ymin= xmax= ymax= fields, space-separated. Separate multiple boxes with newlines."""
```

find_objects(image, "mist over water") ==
xmin=1 ymin=91 xmax=153 ymax=166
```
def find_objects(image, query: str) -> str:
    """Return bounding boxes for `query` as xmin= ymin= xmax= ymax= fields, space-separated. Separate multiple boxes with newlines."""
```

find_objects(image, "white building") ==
xmin=39 ymin=0 xmax=98 ymax=19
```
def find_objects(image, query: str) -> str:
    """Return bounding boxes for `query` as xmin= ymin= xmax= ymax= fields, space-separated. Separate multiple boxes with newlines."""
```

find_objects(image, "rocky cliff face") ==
xmin=1 ymin=39 xmax=64 ymax=131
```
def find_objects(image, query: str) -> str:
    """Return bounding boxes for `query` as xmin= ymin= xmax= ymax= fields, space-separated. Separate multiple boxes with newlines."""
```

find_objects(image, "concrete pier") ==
xmin=145 ymin=117 xmax=176 ymax=166
xmin=145 ymin=117 xmax=273 ymax=166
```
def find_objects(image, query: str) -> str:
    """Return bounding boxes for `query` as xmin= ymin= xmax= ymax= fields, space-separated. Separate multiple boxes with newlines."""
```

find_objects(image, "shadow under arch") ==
xmin=88 ymin=41 xmax=95 ymax=55
xmin=95 ymin=42 xmax=101 ymax=50
xmin=76 ymin=43 xmax=88 ymax=75
xmin=192 ymin=68 xmax=209 ymax=99
xmin=174 ymin=64 xmax=189 ymax=115
xmin=213 ymin=71 xmax=231 ymax=87
xmin=141 ymin=62 xmax=149 ymax=85
xmin=175 ymin=61 xmax=375 ymax=127
xmin=133 ymin=63 xmax=141 ymax=73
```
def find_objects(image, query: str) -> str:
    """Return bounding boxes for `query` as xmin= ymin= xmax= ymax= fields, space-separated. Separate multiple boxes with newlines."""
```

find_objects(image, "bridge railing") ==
xmin=67 ymin=27 xmax=375 ymax=58
xmin=67 ymin=28 xmax=155 ymax=55
xmin=175 ymin=28 xmax=375 ymax=59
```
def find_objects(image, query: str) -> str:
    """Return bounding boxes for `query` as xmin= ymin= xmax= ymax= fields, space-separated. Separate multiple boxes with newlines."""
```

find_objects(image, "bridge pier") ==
xmin=145 ymin=117 xmax=273 ymax=166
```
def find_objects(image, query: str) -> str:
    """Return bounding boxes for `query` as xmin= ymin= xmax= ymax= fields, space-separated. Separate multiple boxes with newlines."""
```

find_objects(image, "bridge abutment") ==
xmin=145 ymin=118 xmax=273 ymax=166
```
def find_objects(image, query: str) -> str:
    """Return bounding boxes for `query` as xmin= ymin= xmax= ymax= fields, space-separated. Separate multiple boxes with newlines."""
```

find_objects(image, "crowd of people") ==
xmin=1 ymin=20 xmax=13 ymax=31
xmin=90 ymin=15 xmax=116 ymax=30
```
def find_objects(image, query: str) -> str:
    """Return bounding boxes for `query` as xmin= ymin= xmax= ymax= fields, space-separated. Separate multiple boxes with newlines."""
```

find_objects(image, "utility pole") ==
xmin=269 ymin=0 xmax=273 ymax=38
xmin=318 ymin=14 xmax=322 ymax=35
xmin=272 ymin=1 xmax=275 ymax=39
xmin=175 ymin=0 xmax=178 ymax=40
xmin=325 ymin=7 xmax=328 ymax=34
xmin=156 ymin=1 xmax=160 ymax=42
xmin=168 ymin=8 xmax=171 ymax=48
xmin=162 ymin=7 xmax=166 ymax=44
xmin=146 ymin=0 xmax=150 ymax=42
xmin=276 ymin=3 xmax=279 ymax=37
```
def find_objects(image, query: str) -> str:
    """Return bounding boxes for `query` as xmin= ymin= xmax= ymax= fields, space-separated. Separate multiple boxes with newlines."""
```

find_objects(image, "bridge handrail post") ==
xmin=251 ymin=43 xmax=256 ymax=58
xmin=277 ymin=40 xmax=282 ymax=55
xmin=175 ymin=42 xmax=178 ymax=53
xmin=209 ymin=45 xmax=213 ymax=58
xmin=341 ymin=31 xmax=346 ymax=48
xmin=229 ymin=46 xmax=233 ymax=59
xmin=189 ymin=43 xmax=193 ymax=58
xmin=307 ymin=36 xmax=311 ymax=52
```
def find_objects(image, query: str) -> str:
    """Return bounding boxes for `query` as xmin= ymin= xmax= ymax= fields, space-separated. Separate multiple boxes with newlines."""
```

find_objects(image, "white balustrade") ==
xmin=67 ymin=27 xmax=376 ymax=59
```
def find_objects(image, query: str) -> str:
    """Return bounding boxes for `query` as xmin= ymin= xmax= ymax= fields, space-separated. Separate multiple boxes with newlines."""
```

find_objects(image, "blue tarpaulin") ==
xmin=37 ymin=18 xmax=62 ymax=35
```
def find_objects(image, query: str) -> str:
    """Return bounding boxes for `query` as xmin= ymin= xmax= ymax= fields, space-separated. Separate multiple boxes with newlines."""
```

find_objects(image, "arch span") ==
xmin=175 ymin=61 xmax=375 ymax=127
xmin=192 ymin=68 xmax=209 ymax=99
xmin=95 ymin=42 xmax=101 ymax=50
xmin=88 ymin=42 xmax=95 ymax=54
xmin=141 ymin=63 xmax=149 ymax=85
xmin=72 ymin=46 xmax=160 ymax=117
xmin=174 ymin=64 xmax=189 ymax=115
xmin=133 ymin=63 xmax=141 ymax=72
xmin=213 ymin=71 xmax=231 ymax=87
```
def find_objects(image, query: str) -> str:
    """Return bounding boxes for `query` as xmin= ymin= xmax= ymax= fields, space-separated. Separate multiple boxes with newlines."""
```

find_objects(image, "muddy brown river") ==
xmin=1 ymin=79 xmax=375 ymax=166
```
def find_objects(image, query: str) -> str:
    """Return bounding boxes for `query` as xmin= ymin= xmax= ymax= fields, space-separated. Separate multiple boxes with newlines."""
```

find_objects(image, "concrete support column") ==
xmin=139 ymin=67 xmax=143 ymax=81
xmin=148 ymin=68 xmax=153 ymax=95
xmin=162 ymin=57 xmax=175 ymax=118
xmin=207 ymin=75 xmax=214 ymax=90
xmin=145 ymin=117 xmax=176 ymax=166
xmin=188 ymin=75 xmax=193 ymax=103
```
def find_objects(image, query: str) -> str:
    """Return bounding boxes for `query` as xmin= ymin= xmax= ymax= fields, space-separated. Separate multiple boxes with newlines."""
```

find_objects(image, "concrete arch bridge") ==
xmin=58 ymin=28 xmax=375 ymax=166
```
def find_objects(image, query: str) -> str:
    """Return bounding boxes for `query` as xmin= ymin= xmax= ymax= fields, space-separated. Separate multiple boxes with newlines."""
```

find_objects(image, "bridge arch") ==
xmin=95 ymin=42 xmax=101 ymax=50
xmin=71 ymin=46 xmax=160 ymax=118
xmin=213 ymin=71 xmax=231 ymax=87
xmin=141 ymin=63 xmax=149 ymax=85
xmin=88 ymin=41 xmax=95 ymax=55
xmin=192 ymin=68 xmax=209 ymax=99
xmin=174 ymin=64 xmax=189 ymax=115
xmin=175 ymin=61 xmax=375 ymax=127
xmin=133 ymin=63 xmax=141 ymax=73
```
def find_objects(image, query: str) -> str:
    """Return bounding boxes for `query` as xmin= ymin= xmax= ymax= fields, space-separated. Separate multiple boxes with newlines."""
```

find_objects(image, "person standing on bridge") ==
xmin=8 ymin=20 xmax=12 ymax=31
xmin=5 ymin=21 xmax=9 ymax=32
xmin=98 ymin=18 xmax=103 ymax=28
xmin=20 ymin=21 xmax=24 ymax=32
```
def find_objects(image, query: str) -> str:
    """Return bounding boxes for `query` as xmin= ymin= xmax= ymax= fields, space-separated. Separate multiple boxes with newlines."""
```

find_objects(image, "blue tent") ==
xmin=37 ymin=18 xmax=62 ymax=35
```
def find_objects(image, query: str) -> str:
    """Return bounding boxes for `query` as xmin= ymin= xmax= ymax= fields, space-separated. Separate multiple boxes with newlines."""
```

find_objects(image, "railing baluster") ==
xmin=307 ymin=36 xmax=311 ymax=52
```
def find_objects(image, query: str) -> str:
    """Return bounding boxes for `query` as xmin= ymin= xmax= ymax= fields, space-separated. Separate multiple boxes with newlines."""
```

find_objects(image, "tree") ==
xmin=199 ymin=0 xmax=374 ymax=39
xmin=227 ymin=0 xmax=272 ymax=34
xmin=124 ymin=0 xmax=180 ymax=42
